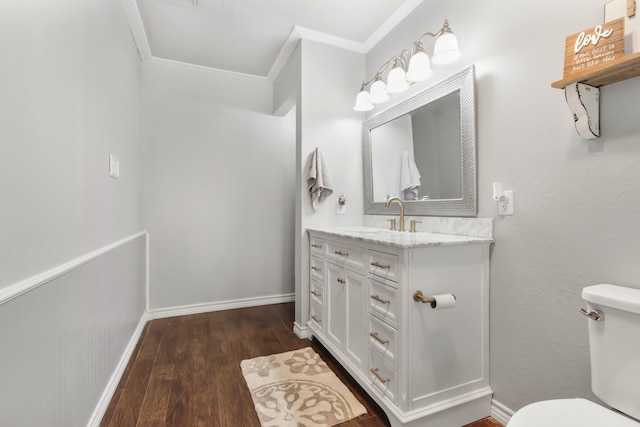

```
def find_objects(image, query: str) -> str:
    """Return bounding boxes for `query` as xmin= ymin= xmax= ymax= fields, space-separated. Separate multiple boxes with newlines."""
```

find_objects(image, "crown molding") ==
xmin=267 ymin=25 xmax=368 ymax=82
xmin=120 ymin=0 xmax=424 ymax=82
xmin=121 ymin=0 xmax=152 ymax=60
xmin=146 ymin=56 xmax=271 ymax=84
xmin=363 ymin=0 xmax=424 ymax=52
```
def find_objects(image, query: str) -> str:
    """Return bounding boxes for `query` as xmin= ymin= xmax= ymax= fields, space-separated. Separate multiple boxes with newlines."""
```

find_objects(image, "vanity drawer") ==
xmin=309 ymin=299 xmax=323 ymax=328
xmin=368 ymin=315 xmax=397 ymax=364
xmin=326 ymin=240 xmax=364 ymax=272
xmin=310 ymin=255 xmax=324 ymax=282
xmin=369 ymin=351 xmax=396 ymax=403
xmin=310 ymin=279 xmax=324 ymax=305
xmin=368 ymin=250 xmax=398 ymax=283
xmin=368 ymin=278 xmax=398 ymax=327
xmin=310 ymin=237 xmax=325 ymax=257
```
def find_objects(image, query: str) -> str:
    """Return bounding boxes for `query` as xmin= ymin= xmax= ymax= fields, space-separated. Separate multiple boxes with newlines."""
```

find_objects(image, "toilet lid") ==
xmin=508 ymin=398 xmax=639 ymax=427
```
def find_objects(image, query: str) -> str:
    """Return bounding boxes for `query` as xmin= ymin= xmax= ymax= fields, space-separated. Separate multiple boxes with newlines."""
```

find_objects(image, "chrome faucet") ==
xmin=385 ymin=196 xmax=405 ymax=231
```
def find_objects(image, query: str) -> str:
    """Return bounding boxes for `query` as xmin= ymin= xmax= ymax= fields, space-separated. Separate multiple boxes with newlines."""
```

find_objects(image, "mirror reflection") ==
xmin=370 ymin=90 xmax=461 ymax=202
xmin=363 ymin=65 xmax=476 ymax=217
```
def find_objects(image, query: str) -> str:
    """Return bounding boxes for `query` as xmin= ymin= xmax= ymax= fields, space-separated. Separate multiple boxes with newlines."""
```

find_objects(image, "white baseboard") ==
xmin=87 ymin=315 xmax=148 ymax=427
xmin=145 ymin=293 xmax=295 ymax=320
xmin=293 ymin=321 xmax=308 ymax=339
xmin=491 ymin=399 xmax=514 ymax=426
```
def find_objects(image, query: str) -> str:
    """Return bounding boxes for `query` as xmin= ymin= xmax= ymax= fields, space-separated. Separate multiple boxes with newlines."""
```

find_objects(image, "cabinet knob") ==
xmin=337 ymin=277 xmax=346 ymax=284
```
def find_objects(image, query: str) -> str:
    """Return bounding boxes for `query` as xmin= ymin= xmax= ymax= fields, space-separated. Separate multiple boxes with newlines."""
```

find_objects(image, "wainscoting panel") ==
xmin=0 ymin=233 xmax=147 ymax=427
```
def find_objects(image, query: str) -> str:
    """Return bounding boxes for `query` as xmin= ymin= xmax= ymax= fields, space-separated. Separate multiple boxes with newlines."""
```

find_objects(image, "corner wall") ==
xmin=293 ymin=40 xmax=367 ymax=332
xmin=142 ymin=62 xmax=296 ymax=310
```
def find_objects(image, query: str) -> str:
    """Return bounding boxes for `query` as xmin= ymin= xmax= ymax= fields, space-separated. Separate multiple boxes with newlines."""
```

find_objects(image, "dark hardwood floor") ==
xmin=101 ymin=303 xmax=502 ymax=427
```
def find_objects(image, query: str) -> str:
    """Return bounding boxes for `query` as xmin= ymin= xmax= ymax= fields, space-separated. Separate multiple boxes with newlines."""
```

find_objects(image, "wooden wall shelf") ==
xmin=552 ymin=51 xmax=640 ymax=88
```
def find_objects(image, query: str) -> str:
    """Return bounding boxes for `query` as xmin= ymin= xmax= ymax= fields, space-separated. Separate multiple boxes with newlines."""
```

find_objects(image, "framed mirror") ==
xmin=363 ymin=65 xmax=477 ymax=216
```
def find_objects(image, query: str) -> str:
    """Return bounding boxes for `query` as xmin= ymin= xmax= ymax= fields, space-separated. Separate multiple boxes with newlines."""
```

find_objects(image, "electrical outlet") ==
xmin=498 ymin=190 xmax=514 ymax=215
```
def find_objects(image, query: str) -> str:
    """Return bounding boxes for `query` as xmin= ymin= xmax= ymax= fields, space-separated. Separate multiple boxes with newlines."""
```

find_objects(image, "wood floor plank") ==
xmin=137 ymin=364 xmax=174 ymax=426
xmin=100 ymin=303 xmax=503 ymax=427
xmin=101 ymin=320 xmax=164 ymax=427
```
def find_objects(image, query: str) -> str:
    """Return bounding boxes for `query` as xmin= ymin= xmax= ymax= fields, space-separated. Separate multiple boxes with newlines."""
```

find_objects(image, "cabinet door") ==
xmin=345 ymin=269 xmax=366 ymax=371
xmin=407 ymin=245 xmax=488 ymax=410
xmin=326 ymin=263 xmax=347 ymax=350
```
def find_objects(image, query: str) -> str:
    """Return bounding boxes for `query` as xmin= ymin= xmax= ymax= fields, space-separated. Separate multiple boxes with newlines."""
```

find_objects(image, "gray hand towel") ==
xmin=306 ymin=147 xmax=333 ymax=211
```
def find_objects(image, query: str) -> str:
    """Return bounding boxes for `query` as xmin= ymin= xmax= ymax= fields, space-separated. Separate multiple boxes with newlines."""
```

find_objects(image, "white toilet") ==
xmin=508 ymin=284 xmax=640 ymax=426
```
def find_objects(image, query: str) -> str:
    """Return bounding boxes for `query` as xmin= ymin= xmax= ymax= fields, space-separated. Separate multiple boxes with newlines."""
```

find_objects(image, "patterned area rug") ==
xmin=241 ymin=347 xmax=367 ymax=427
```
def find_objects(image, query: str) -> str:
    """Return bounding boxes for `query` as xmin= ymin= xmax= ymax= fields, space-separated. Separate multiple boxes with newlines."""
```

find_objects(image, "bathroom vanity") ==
xmin=307 ymin=226 xmax=493 ymax=427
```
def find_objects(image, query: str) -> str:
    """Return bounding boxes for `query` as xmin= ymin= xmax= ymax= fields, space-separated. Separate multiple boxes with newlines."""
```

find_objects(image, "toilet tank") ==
xmin=582 ymin=284 xmax=640 ymax=421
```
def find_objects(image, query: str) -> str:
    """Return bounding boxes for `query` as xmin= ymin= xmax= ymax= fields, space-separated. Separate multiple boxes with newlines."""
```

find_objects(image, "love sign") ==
xmin=563 ymin=18 xmax=625 ymax=78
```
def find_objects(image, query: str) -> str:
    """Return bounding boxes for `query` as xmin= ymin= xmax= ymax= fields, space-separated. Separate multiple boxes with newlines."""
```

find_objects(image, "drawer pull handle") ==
xmin=311 ymin=315 xmax=321 ymax=323
xmin=311 ymin=290 xmax=322 ymax=297
xmin=311 ymin=244 xmax=322 ymax=249
xmin=337 ymin=278 xmax=346 ymax=284
xmin=370 ymin=368 xmax=390 ymax=383
xmin=370 ymin=294 xmax=390 ymax=305
xmin=369 ymin=332 xmax=389 ymax=345
xmin=311 ymin=266 xmax=321 ymax=272
xmin=371 ymin=261 xmax=391 ymax=270
xmin=334 ymin=250 xmax=349 ymax=257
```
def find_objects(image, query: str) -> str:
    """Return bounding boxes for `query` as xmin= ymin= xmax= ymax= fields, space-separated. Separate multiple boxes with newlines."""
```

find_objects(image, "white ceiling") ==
xmin=129 ymin=0 xmax=423 ymax=79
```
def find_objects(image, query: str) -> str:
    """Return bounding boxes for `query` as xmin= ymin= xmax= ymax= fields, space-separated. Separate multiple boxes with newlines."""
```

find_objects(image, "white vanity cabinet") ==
xmin=307 ymin=227 xmax=493 ymax=427
xmin=324 ymin=238 xmax=367 ymax=372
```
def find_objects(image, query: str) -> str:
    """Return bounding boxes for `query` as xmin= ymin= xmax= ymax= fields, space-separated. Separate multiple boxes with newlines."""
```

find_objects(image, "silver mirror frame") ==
xmin=363 ymin=65 xmax=477 ymax=217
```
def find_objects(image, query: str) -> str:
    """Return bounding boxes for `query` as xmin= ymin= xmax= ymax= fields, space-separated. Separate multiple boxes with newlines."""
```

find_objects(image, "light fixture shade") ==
xmin=353 ymin=89 xmax=374 ymax=112
xmin=406 ymin=50 xmax=431 ymax=82
xmin=432 ymin=32 xmax=460 ymax=65
xmin=369 ymin=79 xmax=390 ymax=104
xmin=386 ymin=65 xmax=409 ymax=94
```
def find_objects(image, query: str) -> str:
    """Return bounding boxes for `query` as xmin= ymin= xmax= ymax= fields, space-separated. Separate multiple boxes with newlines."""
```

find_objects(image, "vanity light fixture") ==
xmin=353 ymin=19 xmax=460 ymax=112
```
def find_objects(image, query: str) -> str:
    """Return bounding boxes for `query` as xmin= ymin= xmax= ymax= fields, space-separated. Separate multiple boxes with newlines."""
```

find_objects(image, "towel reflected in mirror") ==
xmin=400 ymin=150 xmax=421 ymax=200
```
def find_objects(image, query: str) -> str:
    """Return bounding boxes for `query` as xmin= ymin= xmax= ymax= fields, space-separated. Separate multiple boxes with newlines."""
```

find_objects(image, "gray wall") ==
xmin=293 ymin=40 xmax=367 ymax=331
xmin=142 ymin=62 xmax=296 ymax=310
xmin=0 ymin=0 xmax=144 ymax=289
xmin=366 ymin=0 xmax=640 ymax=415
xmin=0 ymin=0 xmax=146 ymax=425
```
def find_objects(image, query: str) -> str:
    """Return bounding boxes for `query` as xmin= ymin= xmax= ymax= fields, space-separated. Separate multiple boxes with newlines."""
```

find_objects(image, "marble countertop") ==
xmin=308 ymin=226 xmax=494 ymax=249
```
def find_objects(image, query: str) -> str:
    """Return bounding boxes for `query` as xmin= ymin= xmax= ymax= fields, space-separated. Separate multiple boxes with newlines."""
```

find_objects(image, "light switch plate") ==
xmin=109 ymin=155 xmax=120 ymax=179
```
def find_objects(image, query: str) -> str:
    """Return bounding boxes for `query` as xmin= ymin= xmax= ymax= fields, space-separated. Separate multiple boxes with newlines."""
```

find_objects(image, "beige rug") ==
xmin=241 ymin=347 xmax=367 ymax=427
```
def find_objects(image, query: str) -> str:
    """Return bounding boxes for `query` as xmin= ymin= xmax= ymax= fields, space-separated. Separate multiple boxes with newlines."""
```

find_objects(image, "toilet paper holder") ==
xmin=413 ymin=290 xmax=456 ymax=308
